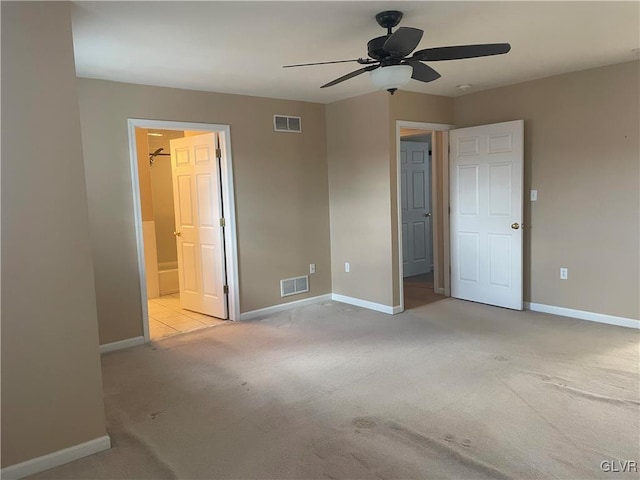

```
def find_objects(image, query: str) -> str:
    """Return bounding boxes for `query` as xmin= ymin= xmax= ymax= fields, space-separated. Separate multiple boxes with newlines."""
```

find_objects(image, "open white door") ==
xmin=401 ymin=141 xmax=433 ymax=277
xmin=450 ymin=120 xmax=524 ymax=310
xmin=170 ymin=133 xmax=228 ymax=319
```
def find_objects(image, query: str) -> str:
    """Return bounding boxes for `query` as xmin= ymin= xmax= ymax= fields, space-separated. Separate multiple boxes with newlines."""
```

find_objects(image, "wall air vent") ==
xmin=274 ymin=115 xmax=302 ymax=133
xmin=280 ymin=275 xmax=309 ymax=297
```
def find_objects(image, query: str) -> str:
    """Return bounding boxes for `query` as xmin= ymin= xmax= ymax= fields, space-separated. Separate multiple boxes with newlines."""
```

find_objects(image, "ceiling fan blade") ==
xmin=406 ymin=61 xmax=441 ymax=83
xmin=283 ymin=58 xmax=374 ymax=68
xmin=412 ymin=43 xmax=511 ymax=62
xmin=383 ymin=27 xmax=424 ymax=57
xmin=321 ymin=64 xmax=380 ymax=88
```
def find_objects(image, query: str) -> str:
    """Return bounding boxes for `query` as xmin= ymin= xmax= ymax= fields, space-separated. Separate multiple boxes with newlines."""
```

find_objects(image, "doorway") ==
xmin=400 ymin=134 xmax=437 ymax=309
xmin=127 ymin=119 xmax=239 ymax=342
xmin=396 ymin=121 xmax=454 ymax=310
xmin=396 ymin=120 xmax=524 ymax=312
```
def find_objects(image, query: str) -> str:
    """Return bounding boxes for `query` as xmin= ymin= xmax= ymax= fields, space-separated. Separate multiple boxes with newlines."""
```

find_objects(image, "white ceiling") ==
xmin=71 ymin=1 xmax=640 ymax=104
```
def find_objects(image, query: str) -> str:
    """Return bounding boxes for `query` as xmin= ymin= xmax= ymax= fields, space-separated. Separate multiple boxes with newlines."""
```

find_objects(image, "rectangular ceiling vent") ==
xmin=280 ymin=275 xmax=309 ymax=297
xmin=274 ymin=115 xmax=302 ymax=133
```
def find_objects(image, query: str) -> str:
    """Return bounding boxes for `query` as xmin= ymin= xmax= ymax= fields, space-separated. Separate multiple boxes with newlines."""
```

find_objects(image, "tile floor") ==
xmin=148 ymin=293 xmax=226 ymax=340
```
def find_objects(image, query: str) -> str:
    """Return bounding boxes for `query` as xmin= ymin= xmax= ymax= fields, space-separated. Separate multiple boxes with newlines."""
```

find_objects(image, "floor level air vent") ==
xmin=274 ymin=115 xmax=302 ymax=133
xmin=280 ymin=275 xmax=309 ymax=297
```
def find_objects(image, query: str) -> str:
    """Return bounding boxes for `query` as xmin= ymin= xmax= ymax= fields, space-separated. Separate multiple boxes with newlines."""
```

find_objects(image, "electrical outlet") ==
xmin=345 ymin=262 xmax=350 ymax=273
xmin=560 ymin=267 xmax=568 ymax=280
xmin=309 ymin=263 xmax=316 ymax=274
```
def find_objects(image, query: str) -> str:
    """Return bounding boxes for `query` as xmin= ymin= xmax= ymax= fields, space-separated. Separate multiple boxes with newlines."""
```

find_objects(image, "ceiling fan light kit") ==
xmin=283 ymin=10 xmax=511 ymax=95
xmin=369 ymin=65 xmax=412 ymax=94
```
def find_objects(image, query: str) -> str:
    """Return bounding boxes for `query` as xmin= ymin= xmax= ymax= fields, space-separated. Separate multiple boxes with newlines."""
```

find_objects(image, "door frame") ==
xmin=127 ymin=119 xmax=240 ymax=342
xmin=395 ymin=120 xmax=454 ymax=312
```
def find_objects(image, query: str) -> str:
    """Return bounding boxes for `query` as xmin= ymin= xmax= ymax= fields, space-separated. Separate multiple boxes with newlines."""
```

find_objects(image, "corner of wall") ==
xmin=326 ymin=91 xmax=394 ymax=307
xmin=2 ymin=0 xmax=107 ymax=469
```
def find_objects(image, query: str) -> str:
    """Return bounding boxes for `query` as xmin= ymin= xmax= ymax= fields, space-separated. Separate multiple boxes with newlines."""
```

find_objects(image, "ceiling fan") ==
xmin=283 ymin=10 xmax=511 ymax=94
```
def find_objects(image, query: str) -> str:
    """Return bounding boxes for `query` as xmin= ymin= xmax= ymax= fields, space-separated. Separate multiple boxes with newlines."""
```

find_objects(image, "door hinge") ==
xmin=220 ymin=217 xmax=225 ymax=227
xmin=215 ymin=148 xmax=222 ymax=158
xmin=223 ymin=285 xmax=229 ymax=294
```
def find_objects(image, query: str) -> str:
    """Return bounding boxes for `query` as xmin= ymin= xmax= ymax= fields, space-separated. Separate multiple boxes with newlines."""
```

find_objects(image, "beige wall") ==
xmin=77 ymin=79 xmax=332 ymax=344
xmin=390 ymin=91 xmax=454 ymax=125
xmin=326 ymin=91 xmax=394 ymax=305
xmin=148 ymin=129 xmax=182 ymax=265
xmin=184 ymin=130 xmax=205 ymax=137
xmin=390 ymin=91 xmax=454 ymax=305
xmin=453 ymin=61 xmax=640 ymax=320
xmin=1 ymin=1 xmax=107 ymax=467
xmin=136 ymin=128 xmax=154 ymax=222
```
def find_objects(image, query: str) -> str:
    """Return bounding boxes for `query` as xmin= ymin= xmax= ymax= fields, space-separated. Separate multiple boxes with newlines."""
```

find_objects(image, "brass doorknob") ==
xmin=511 ymin=223 xmax=520 ymax=230
xmin=173 ymin=231 xmax=181 ymax=237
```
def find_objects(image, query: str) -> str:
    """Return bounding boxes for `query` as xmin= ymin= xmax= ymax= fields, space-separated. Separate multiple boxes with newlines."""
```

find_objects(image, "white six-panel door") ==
xmin=170 ymin=133 xmax=228 ymax=319
xmin=401 ymin=141 xmax=433 ymax=277
xmin=450 ymin=120 xmax=524 ymax=310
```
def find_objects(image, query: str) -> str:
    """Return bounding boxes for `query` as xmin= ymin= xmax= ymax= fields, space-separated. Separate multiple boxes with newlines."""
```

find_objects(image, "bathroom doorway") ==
xmin=128 ymin=120 xmax=239 ymax=341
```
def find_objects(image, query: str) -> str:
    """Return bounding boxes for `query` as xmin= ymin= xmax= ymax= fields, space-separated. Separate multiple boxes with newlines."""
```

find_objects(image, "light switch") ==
xmin=560 ymin=267 xmax=568 ymax=280
xmin=310 ymin=263 xmax=316 ymax=274
xmin=530 ymin=190 xmax=538 ymax=201
xmin=345 ymin=262 xmax=350 ymax=273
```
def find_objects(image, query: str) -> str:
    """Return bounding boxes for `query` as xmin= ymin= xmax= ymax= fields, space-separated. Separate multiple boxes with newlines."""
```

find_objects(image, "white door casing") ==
xmin=401 ymin=141 xmax=433 ymax=277
xmin=171 ymin=133 xmax=228 ymax=319
xmin=450 ymin=120 xmax=524 ymax=310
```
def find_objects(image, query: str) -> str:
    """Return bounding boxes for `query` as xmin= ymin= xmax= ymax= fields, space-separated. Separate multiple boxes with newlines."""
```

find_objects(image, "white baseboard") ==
xmin=240 ymin=294 xmax=332 ymax=321
xmin=1 ymin=435 xmax=111 ymax=480
xmin=525 ymin=302 xmax=639 ymax=329
xmin=331 ymin=294 xmax=397 ymax=315
xmin=99 ymin=336 xmax=145 ymax=354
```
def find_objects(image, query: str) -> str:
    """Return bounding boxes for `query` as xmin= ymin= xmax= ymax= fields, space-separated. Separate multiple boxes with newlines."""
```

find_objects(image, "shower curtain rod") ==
xmin=149 ymin=147 xmax=171 ymax=166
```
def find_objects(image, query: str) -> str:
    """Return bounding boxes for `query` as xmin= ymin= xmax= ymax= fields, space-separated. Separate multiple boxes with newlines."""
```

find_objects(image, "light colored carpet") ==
xmin=29 ymin=299 xmax=639 ymax=479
